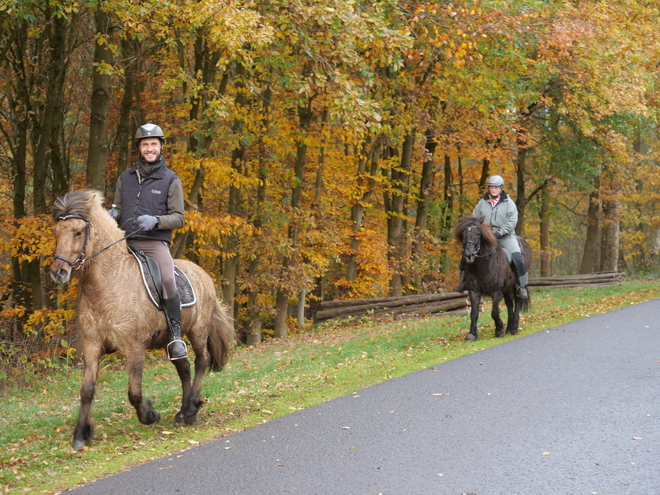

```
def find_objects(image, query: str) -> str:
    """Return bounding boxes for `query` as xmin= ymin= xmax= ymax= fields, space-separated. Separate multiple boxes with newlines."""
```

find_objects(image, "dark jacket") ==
xmin=115 ymin=158 xmax=184 ymax=242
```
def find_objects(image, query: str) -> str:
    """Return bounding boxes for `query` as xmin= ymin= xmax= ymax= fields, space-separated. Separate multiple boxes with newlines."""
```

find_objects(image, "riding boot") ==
xmin=162 ymin=294 xmax=188 ymax=360
xmin=511 ymin=252 xmax=529 ymax=299
xmin=452 ymin=258 xmax=467 ymax=292
xmin=452 ymin=270 xmax=466 ymax=293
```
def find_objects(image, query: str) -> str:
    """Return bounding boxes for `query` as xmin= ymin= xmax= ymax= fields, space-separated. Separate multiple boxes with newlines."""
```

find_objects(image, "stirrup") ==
xmin=166 ymin=339 xmax=188 ymax=360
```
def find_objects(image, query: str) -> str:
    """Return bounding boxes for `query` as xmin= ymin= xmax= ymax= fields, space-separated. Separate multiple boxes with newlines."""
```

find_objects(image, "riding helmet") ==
xmin=487 ymin=175 xmax=505 ymax=188
xmin=135 ymin=123 xmax=165 ymax=147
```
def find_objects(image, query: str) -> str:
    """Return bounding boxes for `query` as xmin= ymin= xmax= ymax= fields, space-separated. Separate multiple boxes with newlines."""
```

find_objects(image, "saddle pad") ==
xmin=129 ymin=248 xmax=196 ymax=309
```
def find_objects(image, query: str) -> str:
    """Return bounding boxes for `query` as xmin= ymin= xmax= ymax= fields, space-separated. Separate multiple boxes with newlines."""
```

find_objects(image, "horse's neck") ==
xmin=78 ymin=244 xmax=138 ymax=298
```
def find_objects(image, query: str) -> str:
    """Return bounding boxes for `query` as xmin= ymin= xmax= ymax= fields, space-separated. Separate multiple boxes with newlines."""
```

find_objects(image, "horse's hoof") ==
xmin=465 ymin=333 xmax=477 ymax=342
xmin=495 ymin=331 xmax=505 ymax=338
xmin=141 ymin=409 xmax=161 ymax=425
xmin=175 ymin=412 xmax=197 ymax=425
xmin=72 ymin=439 xmax=88 ymax=451
xmin=508 ymin=328 xmax=519 ymax=335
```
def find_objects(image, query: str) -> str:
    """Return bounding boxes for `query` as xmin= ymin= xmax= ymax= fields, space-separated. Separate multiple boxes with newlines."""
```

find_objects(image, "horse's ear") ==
xmin=477 ymin=216 xmax=485 ymax=224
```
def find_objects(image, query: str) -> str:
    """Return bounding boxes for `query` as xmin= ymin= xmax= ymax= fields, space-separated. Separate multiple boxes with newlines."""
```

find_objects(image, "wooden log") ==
xmin=314 ymin=296 xmax=468 ymax=322
xmin=319 ymin=291 xmax=466 ymax=309
xmin=314 ymin=293 xmax=467 ymax=321
xmin=529 ymin=272 xmax=623 ymax=285
xmin=529 ymin=277 xmax=619 ymax=287
xmin=530 ymin=281 xmax=621 ymax=290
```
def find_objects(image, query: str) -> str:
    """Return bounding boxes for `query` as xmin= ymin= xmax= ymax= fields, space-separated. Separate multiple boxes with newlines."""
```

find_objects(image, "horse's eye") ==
xmin=75 ymin=231 xmax=83 ymax=237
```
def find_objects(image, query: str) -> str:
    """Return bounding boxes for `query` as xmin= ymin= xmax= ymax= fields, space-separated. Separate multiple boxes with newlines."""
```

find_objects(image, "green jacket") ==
xmin=472 ymin=190 xmax=518 ymax=238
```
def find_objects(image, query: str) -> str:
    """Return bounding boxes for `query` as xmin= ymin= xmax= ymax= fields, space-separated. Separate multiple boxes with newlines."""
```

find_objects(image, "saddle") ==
xmin=128 ymin=247 xmax=196 ymax=309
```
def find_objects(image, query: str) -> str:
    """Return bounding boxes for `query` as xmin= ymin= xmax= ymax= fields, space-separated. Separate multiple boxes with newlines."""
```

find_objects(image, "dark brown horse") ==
xmin=453 ymin=215 xmax=532 ymax=342
xmin=50 ymin=190 xmax=234 ymax=450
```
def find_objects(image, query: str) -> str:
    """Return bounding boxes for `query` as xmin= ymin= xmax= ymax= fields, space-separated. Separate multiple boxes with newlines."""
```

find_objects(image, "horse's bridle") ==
xmin=54 ymin=215 xmax=91 ymax=271
xmin=463 ymin=225 xmax=496 ymax=259
xmin=54 ymin=214 xmax=141 ymax=271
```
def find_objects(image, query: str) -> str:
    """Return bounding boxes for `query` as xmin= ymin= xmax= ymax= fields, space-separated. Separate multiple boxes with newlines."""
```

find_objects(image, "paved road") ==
xmin=68 ymin=299 xmax=660 ymax=495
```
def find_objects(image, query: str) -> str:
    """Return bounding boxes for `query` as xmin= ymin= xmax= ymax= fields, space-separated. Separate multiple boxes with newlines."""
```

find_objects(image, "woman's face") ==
xmin=489 ymin=185 xmax=502 ymax=197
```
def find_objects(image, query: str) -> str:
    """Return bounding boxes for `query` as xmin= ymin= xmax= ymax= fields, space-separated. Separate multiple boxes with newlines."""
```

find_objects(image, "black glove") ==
xmin=137 ymin=215 xmax=158 ymax=231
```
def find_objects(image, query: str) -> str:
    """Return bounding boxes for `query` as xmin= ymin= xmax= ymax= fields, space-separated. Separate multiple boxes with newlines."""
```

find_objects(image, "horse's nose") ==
xmin=50 ymin=267 xmax=71 ymax=284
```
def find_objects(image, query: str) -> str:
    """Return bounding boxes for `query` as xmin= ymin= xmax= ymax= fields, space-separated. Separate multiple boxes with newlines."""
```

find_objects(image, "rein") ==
xmin=54 ymin=214 xmax=142 ymax=271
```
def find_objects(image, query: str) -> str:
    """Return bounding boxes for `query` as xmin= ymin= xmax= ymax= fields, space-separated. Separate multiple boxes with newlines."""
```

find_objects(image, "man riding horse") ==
xmin=109 ymin=123 xmax=188 ymax=360
xmin=453 ymin=174 xmax=529 ymax=299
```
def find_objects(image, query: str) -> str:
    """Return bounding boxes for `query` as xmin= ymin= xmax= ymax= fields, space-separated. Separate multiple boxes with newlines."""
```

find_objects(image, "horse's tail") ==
xmin=519 ymin=292 xmax=532 ymax=313
xmin=207 ymin=302 xmax=235 ymax=372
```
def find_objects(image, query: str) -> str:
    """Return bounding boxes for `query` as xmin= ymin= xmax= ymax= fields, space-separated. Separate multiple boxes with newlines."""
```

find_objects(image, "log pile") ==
xmin=528 ymin=271 xmax=624 ymax=290
xmin=313 ymin=292 xmax=469 ymax=324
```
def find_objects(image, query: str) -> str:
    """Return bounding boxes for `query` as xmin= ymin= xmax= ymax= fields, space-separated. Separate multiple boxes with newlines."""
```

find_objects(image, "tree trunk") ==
xmin=441 ymin=153 xmax=453 ymax=240
xmin=85 ymin=7 xmax=113 ymax=191
xmin=386 ymin=132 xmax=414 ymax=297
xmin=580 ymin=180 xmax=600 ymax=274
xmin=539 ymin=185 xmax=551 ymax=276
xmin=113 ymin=38 xmax=138 ymax=193
xmin=514 ymin=133 xmax=527 ymax=236
xmin=479 ymin=157 xmax=490 ymax=195
xmin=50 ymin=97 xmax=69 ymax=197
xmin=601 ymin=197 xmax=620 ymax=272
xmin=33 ymin=11 xmax=68 ymax=215
xmin=274 ymin=99 xmax=314 ymax=338
xmin=412 ymin=131 xmax=436 ymax=256
xmin=244 ymin=87 xmax=272 ymax=345
xmin=223 ymin=67 xmax=247 ymax=322
xmin=347 ymin=137 xmax=380 ymax=282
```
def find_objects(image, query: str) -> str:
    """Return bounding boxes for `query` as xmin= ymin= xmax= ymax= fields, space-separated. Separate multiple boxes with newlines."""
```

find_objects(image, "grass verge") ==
xmin=1 ymin=279 xmax=659 ymax=494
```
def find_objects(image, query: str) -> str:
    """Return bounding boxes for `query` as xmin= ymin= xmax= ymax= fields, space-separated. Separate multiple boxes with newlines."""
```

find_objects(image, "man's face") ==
xmin=489 ymin=185 xmax=502 ymax=197
xmin=139 ymin=138 xmax=162 ymax=164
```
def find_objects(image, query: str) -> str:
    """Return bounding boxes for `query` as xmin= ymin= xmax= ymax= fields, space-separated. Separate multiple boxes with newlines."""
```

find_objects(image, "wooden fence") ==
xmin=313 ymin=292 xmax=469 ymax=324
xmin=528 ymin=271 xmax=624 ymax=290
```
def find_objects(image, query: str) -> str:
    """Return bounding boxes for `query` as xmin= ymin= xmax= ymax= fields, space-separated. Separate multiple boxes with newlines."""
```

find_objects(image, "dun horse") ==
xmin=50 ymin=190 xmax=234 ymax=450
xmin=453 ymin=215 xmax=532 ymax=342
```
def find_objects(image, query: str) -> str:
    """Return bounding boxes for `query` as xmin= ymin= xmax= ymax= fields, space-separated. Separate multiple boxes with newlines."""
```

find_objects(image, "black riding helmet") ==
xmin=134 ymin=123 xmax=165 ymax=148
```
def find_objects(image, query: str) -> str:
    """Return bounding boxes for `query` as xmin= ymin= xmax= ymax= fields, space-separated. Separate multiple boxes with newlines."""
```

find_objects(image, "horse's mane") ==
xmin=453 ymin=215 xmax=498 ymax=250
xmin=53 ymin=189 xmax=123 ymax=241
xmin=53 ymin=189 xmax=97 ymax=220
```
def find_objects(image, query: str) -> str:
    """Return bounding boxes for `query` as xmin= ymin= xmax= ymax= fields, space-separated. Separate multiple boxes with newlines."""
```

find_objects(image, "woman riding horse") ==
xmin=453 ymin=174 xmax=529 ymax=299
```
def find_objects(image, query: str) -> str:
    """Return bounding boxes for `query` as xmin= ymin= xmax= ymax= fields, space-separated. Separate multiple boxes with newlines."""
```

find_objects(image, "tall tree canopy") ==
xmin=1 ymin=0 xmax=659 ymax=351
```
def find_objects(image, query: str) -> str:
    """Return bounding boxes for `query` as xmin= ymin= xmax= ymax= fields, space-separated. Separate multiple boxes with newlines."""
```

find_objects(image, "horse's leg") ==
xmin=504 ymin=291 xmax=518 ymax=335
xmin=491 ymin=292 xmax=505 ymax=338
xmin=127 ymin=353 xmax=161 ymax=425
xmin=174 ymin=342 xmax=210 ymax=425
xmin=172 ymin=357 xmax=194 ymax=425
xmin=466 ymin=292 xmax=481 ymax=342
xmin=72 ymin=346 xmax=101 ymax=450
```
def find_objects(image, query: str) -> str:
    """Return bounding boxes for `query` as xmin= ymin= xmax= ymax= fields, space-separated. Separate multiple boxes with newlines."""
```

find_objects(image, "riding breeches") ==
xmin=127 ymin=239 xmax=177 ymax=299
xmin=497 ymin=235 xmax=521 ymax=255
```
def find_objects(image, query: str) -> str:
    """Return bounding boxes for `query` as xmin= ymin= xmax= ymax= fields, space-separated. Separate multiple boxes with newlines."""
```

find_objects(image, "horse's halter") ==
xmin=54 ymin=214 xmax=142 ymax=271
xmin=54 ymin=215 xmax=91 ymax=271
